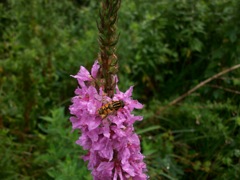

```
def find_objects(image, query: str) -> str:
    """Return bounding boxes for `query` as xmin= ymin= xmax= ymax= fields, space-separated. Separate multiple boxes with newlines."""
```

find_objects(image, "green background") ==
xmin=1 ymin=0 xmax=240 ymax=179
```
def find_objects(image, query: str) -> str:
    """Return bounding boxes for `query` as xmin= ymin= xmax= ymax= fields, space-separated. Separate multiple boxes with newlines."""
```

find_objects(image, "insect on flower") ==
xmin=98 ymin=100 xmax=125 ymax=119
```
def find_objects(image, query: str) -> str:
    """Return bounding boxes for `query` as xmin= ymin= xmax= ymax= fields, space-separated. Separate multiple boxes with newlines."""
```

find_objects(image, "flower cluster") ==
xmin=69 ymin=61 xmax=147 ymax=180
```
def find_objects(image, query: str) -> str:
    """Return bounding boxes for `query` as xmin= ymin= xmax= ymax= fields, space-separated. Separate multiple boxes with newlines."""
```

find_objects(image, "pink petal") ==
xmin=132 ymin=100 xmax=144 ymax=109
xmin=122 ymin=163 xmax=135 ymax=177
xmin=72 ymin=66 xmax=92 ymax=81
xmin=87 ymin=117 xmax=101 ymax=131
xmin=76 ymin=134 xmax=91 ymax=150
xmin=91 ymin=60 xmax=100 ymax=78
xmin=125 ymin=86 xmax=133 ymax=97
xmin=97 ymin=162 xmax=114 ymax=172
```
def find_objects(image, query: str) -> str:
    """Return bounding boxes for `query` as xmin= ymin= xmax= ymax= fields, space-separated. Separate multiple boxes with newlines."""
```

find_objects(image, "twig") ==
xmin=207 ymin=84 xmax=240 ymax=95
xmin=165 ymin=64 xmax=240 ymax=108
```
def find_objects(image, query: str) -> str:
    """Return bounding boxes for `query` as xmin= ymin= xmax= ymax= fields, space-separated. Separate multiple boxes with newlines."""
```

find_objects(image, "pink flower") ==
xmin=91 ymin=60 xmax=100 ymax=78
xmin=69 ymin=61 xmax=147 ymax=180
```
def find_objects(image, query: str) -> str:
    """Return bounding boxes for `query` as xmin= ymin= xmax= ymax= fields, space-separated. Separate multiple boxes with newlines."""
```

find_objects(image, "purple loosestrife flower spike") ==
xmin=70 ymin=0 xmax=147 ymax=179
xmin=69 ymin=61 xmax=147 ymax=179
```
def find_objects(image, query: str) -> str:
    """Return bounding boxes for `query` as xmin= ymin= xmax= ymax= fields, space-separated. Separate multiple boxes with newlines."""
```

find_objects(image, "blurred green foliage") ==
xmin=1 ymin=0 xmax=240 ymax=179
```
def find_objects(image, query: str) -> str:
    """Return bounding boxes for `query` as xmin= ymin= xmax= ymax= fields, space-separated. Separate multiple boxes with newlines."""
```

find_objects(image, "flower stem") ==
xmin=97 ymin=0 xmax=121 ymax=98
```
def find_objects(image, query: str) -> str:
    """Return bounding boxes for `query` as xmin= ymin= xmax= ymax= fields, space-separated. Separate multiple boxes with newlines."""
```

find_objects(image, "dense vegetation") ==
xmin=1 ymin=0 xmax=240 ymax=179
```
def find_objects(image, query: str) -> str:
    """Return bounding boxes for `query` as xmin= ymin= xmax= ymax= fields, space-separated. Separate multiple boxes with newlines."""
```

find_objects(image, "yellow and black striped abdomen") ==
xmin=112 ymin=100 xmax=124 ymax=110
xmin=98 ymin=100 xmax=125 ymax=119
